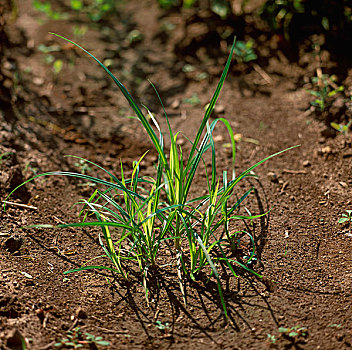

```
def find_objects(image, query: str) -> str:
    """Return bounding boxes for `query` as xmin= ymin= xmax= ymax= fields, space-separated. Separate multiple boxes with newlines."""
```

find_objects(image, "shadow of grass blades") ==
xmin=5 ymin=34 xmax=298 ymax=319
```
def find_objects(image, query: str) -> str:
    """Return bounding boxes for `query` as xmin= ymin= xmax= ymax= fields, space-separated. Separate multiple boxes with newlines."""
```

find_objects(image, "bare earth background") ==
xmin=1 ymin=0 xmax=352 ymax=349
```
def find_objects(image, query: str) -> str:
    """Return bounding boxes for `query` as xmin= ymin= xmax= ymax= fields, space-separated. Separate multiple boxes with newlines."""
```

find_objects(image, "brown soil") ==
xmin=1 ymin=0 xmax=352 ymax=349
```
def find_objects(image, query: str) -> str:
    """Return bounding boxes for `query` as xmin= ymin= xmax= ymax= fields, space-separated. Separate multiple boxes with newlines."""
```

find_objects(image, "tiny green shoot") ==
xmin=331 ymin=119 xmax=352 ymax=134
xmin=306 ymin=74 xmax=344 ymax=112
xmin=54 ymin=327 xmax=109 ymax=348
xmin=155 ymin=320 xmax=169 ymax=331
xmin=338 ymin=210 xmax=352 ymax=225
xmin=32 ymin=0 xmax=68 ymax=20
xmin=183 ymin=93 xmax=201 ymax=105
xmin=278 ymin=325 xmax=308 ymax=339
xmin=233 ymin=40 xmax=257 ymax=63
xmin=267 ymin=334 xmax=277 ymax=344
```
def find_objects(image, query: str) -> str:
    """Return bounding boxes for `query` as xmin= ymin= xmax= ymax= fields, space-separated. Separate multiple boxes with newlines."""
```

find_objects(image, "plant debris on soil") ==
xmin=1 ymin=0 xmax=352 ymax=349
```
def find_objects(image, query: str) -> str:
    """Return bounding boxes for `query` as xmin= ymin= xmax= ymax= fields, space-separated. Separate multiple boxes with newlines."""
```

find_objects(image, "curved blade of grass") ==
xmin=5 ymin=171 xmax=146 ymax=208
xmin=64 ymin=155 xmax=119 ymax=183
xmin=217 ymin=145 xmax=300 ymax=207
xmin=64 ymin=265 xmax=121 ymax=274
xmin=216 ymin=118 xmax=236 ymax=180
xmin=186 ymin=38 xmax=236 ymax=168
xmin=90 ymin=191 xmax=131 ymax=223
xmin=179 ymin=214 xmax=227 ymax=318
xmin=27 ymin=221 xmax=134 ymax=230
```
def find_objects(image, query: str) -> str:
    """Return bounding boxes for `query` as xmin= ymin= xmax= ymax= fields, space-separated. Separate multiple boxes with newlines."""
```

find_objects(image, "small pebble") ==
xmin=343 ymin=149 xmax=352 ymax=158
xmin=213 ymin=135 xmax=224 ymax=142
xmin=3 ymin=236 xmax=23 ymax=253
xmin=76 ymin=307 xmax=88 ymax=319
xmin=214 ymin=104 xmax=225 ymax=114
xmin=6 ymin=329 xmax=25 ymax=348
xmin=317 ymin=146 xmax=332 ymax=156
xmin=33 ymin=77 xmax=44 ymax=86
xmin=267 ymin=171 xmax=278 ymax=183
xmin=170 ymin=99 xmax=180 ymax=109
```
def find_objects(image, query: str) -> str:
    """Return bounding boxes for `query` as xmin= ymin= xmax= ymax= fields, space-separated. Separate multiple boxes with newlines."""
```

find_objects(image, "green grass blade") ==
xmin=64 ymin=265 xmax=121 ymax=274
xmin=64 ymin=155 xmax=120 ymax=183
xmin=187 ymin=38 xmax=236 ymax=166
xmin=217 ymin=145 xmax=300 ymax=206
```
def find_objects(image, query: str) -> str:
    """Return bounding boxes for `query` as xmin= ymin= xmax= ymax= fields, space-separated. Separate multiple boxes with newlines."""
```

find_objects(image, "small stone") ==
xmin=27 ymin=39 xmax=35 ymax=49
xmin=6 ymin=329 xmax=25 ymax=349
xmin=267 ymin=171 xmax=278 ymax=183
xmin=318 ymin=146 xmax=332 ymax=155
xmin=205 ymin=103 xmax=225 ymax=118
xmin=336 ymin=333 xmax=344 ymax=341
xmin=76 ymin=307 xmax=88 ymax=319
xmin=74 ymin=106 xmax=88 ymax=114
xmin=343 ymin=149 xmax=352 ymax=158
xmin=170 ymin=99 xmax=180 ymax=109
xmin=3 ymin=79 xmax=12 ymax=89
xmin=214 ymin=104 xmax=225 ymax=114
xmin=332 ymin=96 xmax=345 ymax=109
xmin=36 ymin=308 xmax=45 ymax=322
xmin=3 ymin=236 xmax=23 ymax=253
xmin=213 ymin=135 xmax=224 ymax=142
xmin=3 ymin=60 xmax=14 ymax=70
xmin=302 ymin=160 xmax=311 ymax=167
xmin=339 ymin=182 xmax=348 ymax=188
xmin=63 ymin=85 xmax=71 ymax=92
xmin=33 ymin=77 xmax=44 ymax=86
xmin=176 ymin=138 xmax=185 ymax=146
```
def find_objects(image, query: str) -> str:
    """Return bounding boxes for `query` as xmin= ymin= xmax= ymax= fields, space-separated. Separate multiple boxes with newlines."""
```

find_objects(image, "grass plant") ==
xmin=6 ymin=34 xmax=298 ymax=318
xmin=306 ymin=73 xmax=344 ymax=112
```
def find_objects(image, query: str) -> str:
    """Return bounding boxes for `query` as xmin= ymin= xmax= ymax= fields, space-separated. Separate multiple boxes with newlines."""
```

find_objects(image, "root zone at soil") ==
xmin=1 ymin=0 xmax=352 ymax=349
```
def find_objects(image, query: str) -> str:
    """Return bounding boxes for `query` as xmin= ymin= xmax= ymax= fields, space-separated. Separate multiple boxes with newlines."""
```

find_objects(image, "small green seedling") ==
xmin=53 ymin=59 xmax=63 ymax=75
xmin=54 ymin=327 xmax=109 ymax=349
xmin=155 ymin=320 xmax=169 ymax=332
xmin=33 ymin=0 xmax=68 ymax=20
xmin=233 ymin=40 xmax=257 ymax=63
xmin=0 ymin=151 xmax=13 ymax=164
xmin=183 ymin=93 xmax=201 ymax=105
xmin=279 ymin=325 xmax=307 ymax=339
xmin=126 ymin=29 xmax=143 ymax=45
xmin=338 ymin=210 xmax=352 ymax=225
xmin=38 ymin=44 xmax=64 ymax=77
xmin=157 ymin=0 xmax=198 ymax=9
xmin=157 ymin=0 xmax=178 ymax=8
xmin=211 ymin=0 xmax=231 ymax=18
xmin=331 ymin=119 xmax=352 ymax=134
xmin=157 ymin=0 xmax=229 ymax=17
xmin=74 ymin=159 xmax=92 ymax=175
xmin=73 ymin=25 xmax=88 ymax=39
xmin=327 ymin=323 xmax=343 ymax=328
xmin=70 ymin=0 xmax=117 ymax=22
xmin=267 ymin=334 xmax=277 ymax=344
xmin=260 ymin=0 xmax=305 ymax=39
xmin=306 ymin=74 xmax=344 ymax=112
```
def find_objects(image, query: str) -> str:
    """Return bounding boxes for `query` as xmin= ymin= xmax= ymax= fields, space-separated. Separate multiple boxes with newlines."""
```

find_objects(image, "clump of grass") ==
xmin=6 ymin=35 xmax=297 ymax=318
